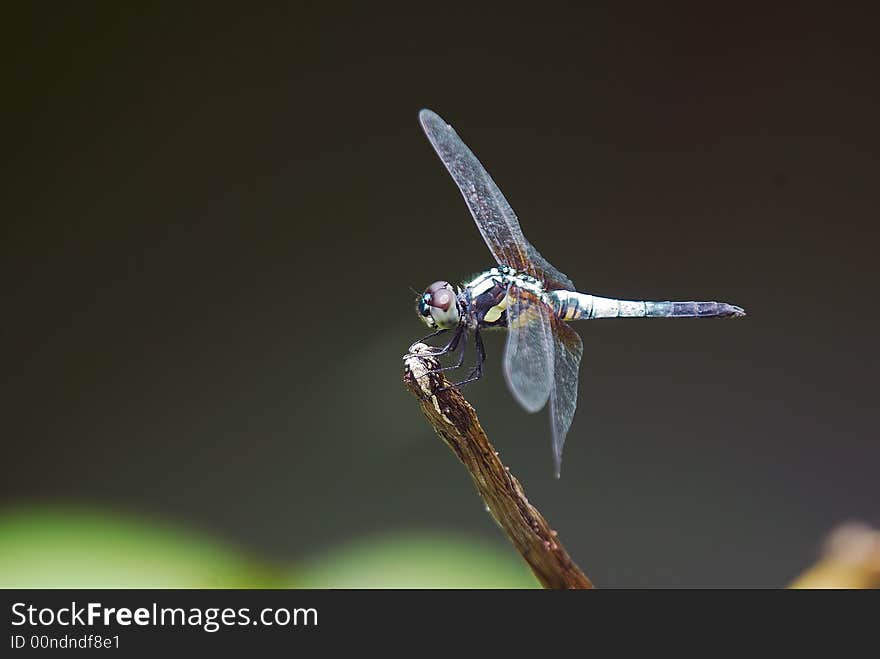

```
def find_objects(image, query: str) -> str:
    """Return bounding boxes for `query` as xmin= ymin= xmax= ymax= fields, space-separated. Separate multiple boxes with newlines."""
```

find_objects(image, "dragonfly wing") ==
xmin=502 ymin=287 xmax=554 ymax=414
xmin=419 ymin=109 xmax=575 ymax=291
xmin=548 ymin=318 xmax=584 ymax=478
xmin=523 ymin=243 xmax=575 ymax=292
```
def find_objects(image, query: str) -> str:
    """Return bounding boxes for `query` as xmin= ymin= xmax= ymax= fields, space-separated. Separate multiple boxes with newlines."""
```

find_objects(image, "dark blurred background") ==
xmin=2 ymin=3 xmax=878 ymax=587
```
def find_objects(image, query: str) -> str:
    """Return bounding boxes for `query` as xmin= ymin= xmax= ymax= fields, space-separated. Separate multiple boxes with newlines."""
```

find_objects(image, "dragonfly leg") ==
xmin=440 ymin=328 xmax=485 ymax=390
xmin=407 ymin=328 xmax=449 ymax=356
xmin=428 ymin=328 xmax=469 ymax=374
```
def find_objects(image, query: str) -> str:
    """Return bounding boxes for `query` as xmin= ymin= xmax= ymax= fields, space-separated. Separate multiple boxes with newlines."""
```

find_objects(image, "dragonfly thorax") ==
xmin=462 ymin=267 xmax=548 ymax=329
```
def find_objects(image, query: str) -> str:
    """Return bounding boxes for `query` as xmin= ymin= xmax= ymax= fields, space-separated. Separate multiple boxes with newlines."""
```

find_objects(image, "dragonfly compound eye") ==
xmin=418 ymin=294 xmax=432 ymax=316
xmin=426 ymin=283 xmax=460 ymax=329
xmin=416 ymin=281 xmax=459 ymax=329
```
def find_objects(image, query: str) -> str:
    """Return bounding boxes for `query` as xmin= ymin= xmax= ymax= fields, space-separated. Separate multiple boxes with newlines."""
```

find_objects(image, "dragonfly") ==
xmin=410 ymin=109 xmax=745 ymax=478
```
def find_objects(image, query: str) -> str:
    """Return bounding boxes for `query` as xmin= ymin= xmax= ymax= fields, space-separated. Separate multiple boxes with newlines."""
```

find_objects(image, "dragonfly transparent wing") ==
xmin=548 ymin=317 xmax=584 ymax=478
xmin=419 ymin=109 xmax=575 ymax=291
xmin=503 ymin=286 xmax=554 ymax=414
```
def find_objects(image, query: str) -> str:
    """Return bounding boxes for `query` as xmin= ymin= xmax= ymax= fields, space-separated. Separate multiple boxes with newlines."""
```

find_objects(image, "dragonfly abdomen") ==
xmin=551 ymin=291 xmax=745 ymax=320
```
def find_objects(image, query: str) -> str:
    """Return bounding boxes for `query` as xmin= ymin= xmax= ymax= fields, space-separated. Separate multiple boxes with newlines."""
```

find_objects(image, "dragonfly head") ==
xmin=417 ymin=281 xmax=461 ymax=330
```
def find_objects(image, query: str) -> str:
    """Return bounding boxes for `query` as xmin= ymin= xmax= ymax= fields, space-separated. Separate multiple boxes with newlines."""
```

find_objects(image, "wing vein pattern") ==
xmin=419 ymin=109 xmax=585 ymax=476
xmin=418 ymin=109 xmax=576 ymax=291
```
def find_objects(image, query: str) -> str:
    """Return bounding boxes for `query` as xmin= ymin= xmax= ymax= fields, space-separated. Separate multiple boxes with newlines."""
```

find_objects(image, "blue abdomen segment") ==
xmin=550 ymin=291 xmax=745 ymax=320
xmin=644 ymin=301 xmax=745 ymax=318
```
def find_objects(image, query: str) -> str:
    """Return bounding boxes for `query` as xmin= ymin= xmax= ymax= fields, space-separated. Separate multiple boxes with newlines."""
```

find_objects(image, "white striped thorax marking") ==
xmin=462 ymin=267 xmax=547 ymax=296
xmin=463 ymin=267 xmax=550 ymax=324
xmin=462 ymin=269 xmax=501 ymax=298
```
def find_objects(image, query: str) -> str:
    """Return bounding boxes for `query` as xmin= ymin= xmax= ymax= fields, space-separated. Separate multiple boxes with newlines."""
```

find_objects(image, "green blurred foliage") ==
xmin=0 ymin=506 xmax=537 ymax=588
xmin=290 ymin=534 xmax=538 ymax=588
xmin=0 ymin=506 xmax=276 ymax=588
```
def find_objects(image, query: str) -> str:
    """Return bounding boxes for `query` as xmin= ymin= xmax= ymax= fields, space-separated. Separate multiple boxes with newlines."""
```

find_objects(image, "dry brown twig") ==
xmin=403 ymin=343 xmax=593 ymax=589
xmin=405 ymin=342 xmax=880 ymax=590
